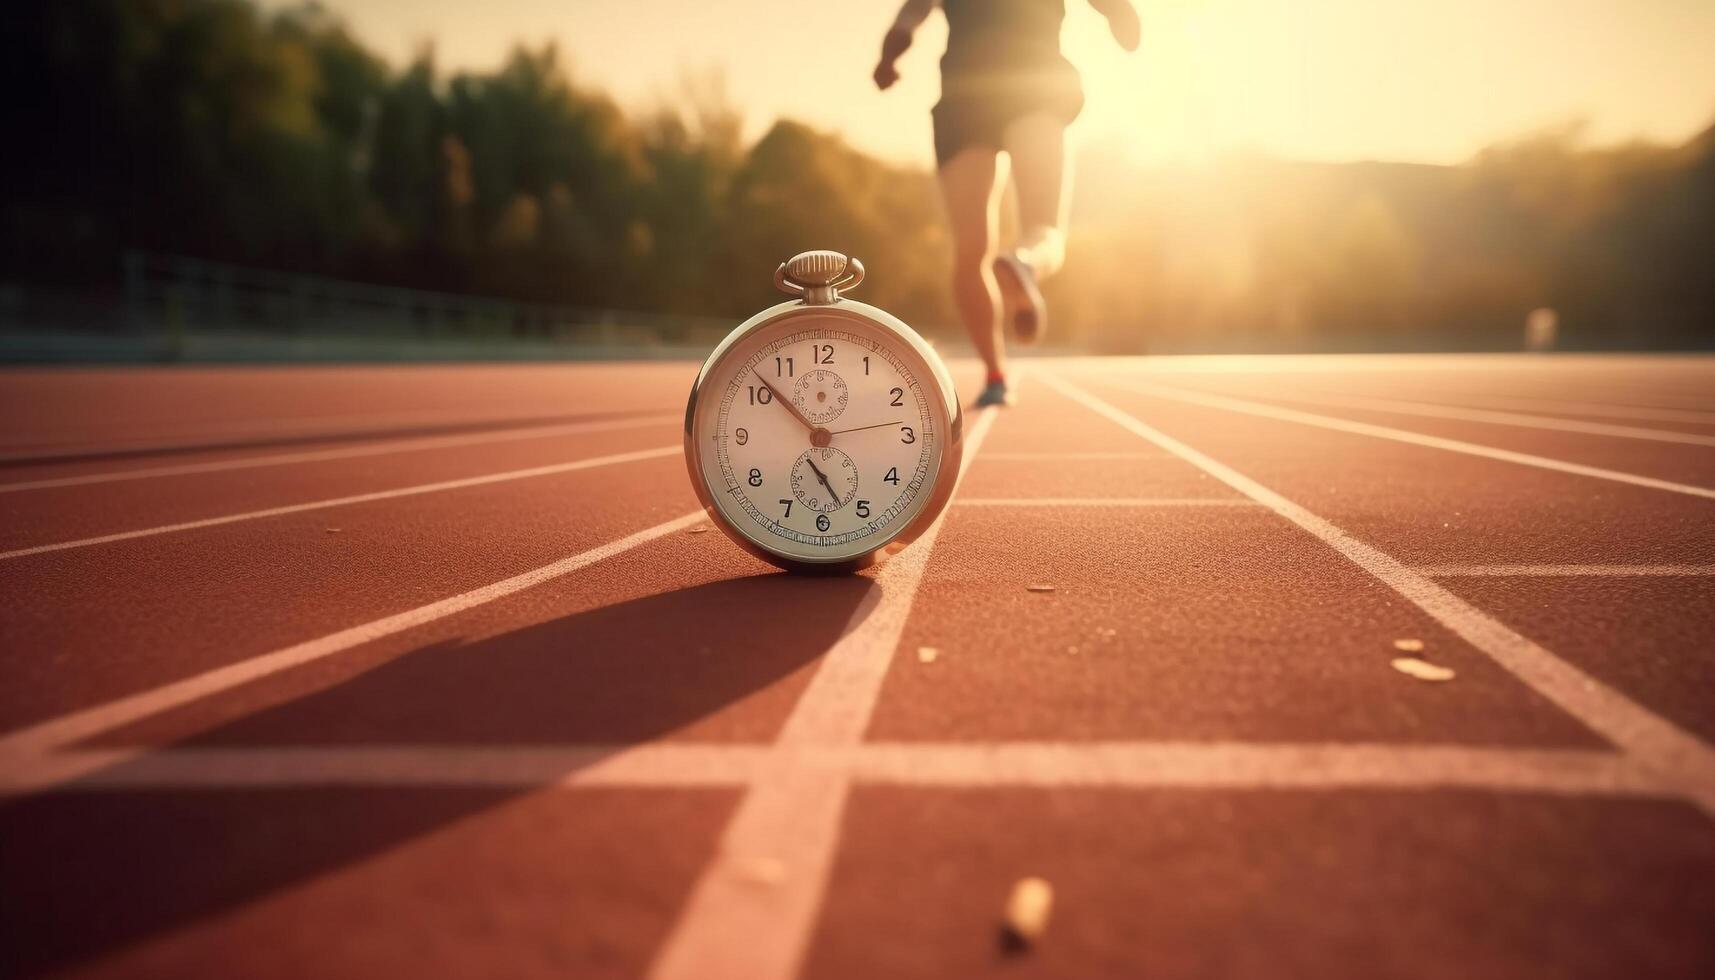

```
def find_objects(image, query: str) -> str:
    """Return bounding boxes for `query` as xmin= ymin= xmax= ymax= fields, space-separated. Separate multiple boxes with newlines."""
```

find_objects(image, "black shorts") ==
xmin=932 ymin=63 xmax=1084 ymax=167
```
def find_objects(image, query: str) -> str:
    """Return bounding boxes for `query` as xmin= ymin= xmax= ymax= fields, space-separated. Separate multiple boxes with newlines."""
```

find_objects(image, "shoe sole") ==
xmin=993 ymin=254 xmax=1046 ymax=345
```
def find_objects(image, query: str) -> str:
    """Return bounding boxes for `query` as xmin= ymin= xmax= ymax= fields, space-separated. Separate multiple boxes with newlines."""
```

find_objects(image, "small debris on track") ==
xmin=1393 ymin=638 xmax=1425 ymax=652
xmin=732 ymin=856 xmax=786 ymax=887
xmin=1000 ymin=876 xmax=1054 ymax=951
xmin=1391 ymin=657 xmax=1455 ymax=682
xmin=1026 ymin=584 xmax=1056 ymax=593
xmin=917 ymin=646 xmax=939 ymax=664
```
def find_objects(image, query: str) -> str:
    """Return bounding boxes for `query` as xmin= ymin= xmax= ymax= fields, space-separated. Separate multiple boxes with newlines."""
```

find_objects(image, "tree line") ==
xmin=6 ymin=0 xmax=1711 ymax=350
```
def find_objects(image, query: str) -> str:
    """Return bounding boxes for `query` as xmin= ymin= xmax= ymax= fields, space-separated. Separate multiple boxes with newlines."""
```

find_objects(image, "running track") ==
xmin=2 ymin=355 xmax=1713 ymax=979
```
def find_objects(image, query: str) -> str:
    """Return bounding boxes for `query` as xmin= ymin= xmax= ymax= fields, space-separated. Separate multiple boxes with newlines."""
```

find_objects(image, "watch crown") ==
xmin=785 ymin=250 xmax=848 ymax=287
xmin=775 ymin=250 xmax=865 ymax=304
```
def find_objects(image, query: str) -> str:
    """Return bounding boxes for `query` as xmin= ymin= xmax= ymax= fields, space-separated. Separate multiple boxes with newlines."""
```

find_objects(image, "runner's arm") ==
xmin=1088 ymin=0 xmax=1141 ymax=51
xmin=875 ymin=0 xmax=942 ymax=90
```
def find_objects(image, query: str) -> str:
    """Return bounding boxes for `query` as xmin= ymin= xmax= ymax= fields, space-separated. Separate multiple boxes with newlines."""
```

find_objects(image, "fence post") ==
xmin=122 ymin=250 xmax=146 ymax=335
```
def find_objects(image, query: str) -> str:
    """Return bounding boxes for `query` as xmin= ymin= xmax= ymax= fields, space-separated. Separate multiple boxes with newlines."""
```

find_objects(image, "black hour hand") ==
xmin=806 ymin=457 xmax=838 ymax=502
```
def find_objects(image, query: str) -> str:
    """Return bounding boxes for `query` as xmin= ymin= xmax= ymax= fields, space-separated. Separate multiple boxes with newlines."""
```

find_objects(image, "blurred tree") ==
xmin=367 ymin=53 xmax=442 ymax=249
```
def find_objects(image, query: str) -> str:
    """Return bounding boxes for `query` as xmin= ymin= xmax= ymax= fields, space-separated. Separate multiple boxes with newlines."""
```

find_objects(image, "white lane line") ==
xmin=850 ymin=743 xmax=1662 ymax=797
xmin=1268 ymin=390 xmax=1715 ymax=447
xmin=1042 ymin=373 xmax=1715 ymax=815
xmin=0 ymin=407 xmax=604 ymax=463
xmin=981 ymin=451 xmax=1167 ymax=460
xmin=1103 ymin=378 xmax=1715 ymax=501
xmin=24 ymin=743 xmax=1662 ymax=800
xmin=0 ymin=414 xmax=679 ymax=493
xmin=0 ymin=510 xmax=706 ymax=795
xmin=648 ymin=407 xmax=1000 ymax=980
xmin=1420 ymin=564 xmax=1715 ymax=578
xmin=956 ymin=497 xmax=1257 ymax=507
xmin=0 ymin=446 xmax=678 ymax=560
xmin=1440 ymin=394 xmax=1715 ymax=427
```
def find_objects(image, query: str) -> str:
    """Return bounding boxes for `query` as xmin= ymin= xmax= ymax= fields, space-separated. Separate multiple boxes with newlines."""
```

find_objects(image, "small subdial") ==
xmin=792 ymin=369 xmax=849 ymax=425
xmin=790 ymin=447 xmax=859 ymax=514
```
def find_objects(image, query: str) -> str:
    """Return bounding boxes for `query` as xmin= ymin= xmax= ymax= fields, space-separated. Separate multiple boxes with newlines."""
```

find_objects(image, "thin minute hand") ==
xmin=827 ymin=419 xmax=905 ymax=436
xmin=754 ymin=372 xmax=816 ymax=432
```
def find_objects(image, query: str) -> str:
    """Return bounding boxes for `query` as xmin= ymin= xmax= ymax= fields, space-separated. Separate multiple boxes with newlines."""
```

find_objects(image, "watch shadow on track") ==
xmin=0 ymin=572 xmax=876 ymax=978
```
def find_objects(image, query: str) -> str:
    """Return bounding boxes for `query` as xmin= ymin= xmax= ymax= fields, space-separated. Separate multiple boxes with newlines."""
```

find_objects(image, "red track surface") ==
xmin=2 ymin=355 xmax=1713 ymax=979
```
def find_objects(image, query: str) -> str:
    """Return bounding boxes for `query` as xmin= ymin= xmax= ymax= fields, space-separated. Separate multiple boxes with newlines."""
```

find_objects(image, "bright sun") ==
xmin=1061 ymin=1 xmax=1307 ymax=165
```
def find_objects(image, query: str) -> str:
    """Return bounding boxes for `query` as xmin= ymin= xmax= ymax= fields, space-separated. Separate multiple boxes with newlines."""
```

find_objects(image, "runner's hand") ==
xmin=875 ymin=26 xmax=913 ymax=90
xmin=874 ymin=59 xmax=900 ymax=90
xmin=1096 ymin=0 xmax=1141 ymax=51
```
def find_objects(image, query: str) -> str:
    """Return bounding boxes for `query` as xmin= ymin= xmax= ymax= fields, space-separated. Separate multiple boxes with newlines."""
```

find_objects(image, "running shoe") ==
xmin=974 ymin=378 xmax=1016 ymax=407
xmin=993 ymin=251 xmax=1046 ymax=344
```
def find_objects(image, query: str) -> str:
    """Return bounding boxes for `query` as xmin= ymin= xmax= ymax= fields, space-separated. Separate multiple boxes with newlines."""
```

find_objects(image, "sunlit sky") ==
xmin=313 ymin=0 xmax=1715 ymax=167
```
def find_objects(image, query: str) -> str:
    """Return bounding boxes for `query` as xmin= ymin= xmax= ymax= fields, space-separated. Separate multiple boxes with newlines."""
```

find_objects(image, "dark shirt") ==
xmin=941 ymin=0 xmax=1070 ymax=78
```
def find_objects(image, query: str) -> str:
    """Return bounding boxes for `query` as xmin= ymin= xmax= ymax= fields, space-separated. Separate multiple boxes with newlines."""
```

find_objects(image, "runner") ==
xmin=875 ymin=0 xmax=1140 ymax=407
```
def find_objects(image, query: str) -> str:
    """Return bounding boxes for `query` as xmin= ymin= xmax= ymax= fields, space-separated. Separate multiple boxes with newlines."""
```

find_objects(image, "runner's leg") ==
xmin=938 ymin=146 xmax=1010 ymax=381
xmin=1002 ymin=111 xmax=1071 ymax=279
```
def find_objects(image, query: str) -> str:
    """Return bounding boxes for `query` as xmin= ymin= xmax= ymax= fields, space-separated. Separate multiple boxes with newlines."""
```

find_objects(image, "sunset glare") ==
xmin=318 ymin=0 xmax=1715 ymax=166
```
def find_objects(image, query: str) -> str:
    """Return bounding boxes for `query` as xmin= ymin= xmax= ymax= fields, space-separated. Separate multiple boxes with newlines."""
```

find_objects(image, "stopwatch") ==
xmin=684 ymin=250 xmax=963 ymax=573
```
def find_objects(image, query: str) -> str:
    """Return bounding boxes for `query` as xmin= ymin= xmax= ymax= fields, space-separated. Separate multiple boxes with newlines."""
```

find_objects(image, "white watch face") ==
xmin=693 ymin=312 xmax=946 ymax=564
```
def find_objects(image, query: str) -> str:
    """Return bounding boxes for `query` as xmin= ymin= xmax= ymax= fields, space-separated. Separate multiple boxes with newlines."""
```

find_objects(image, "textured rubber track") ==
xmin=1 ymin=355 xmax=1711 ymax=980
